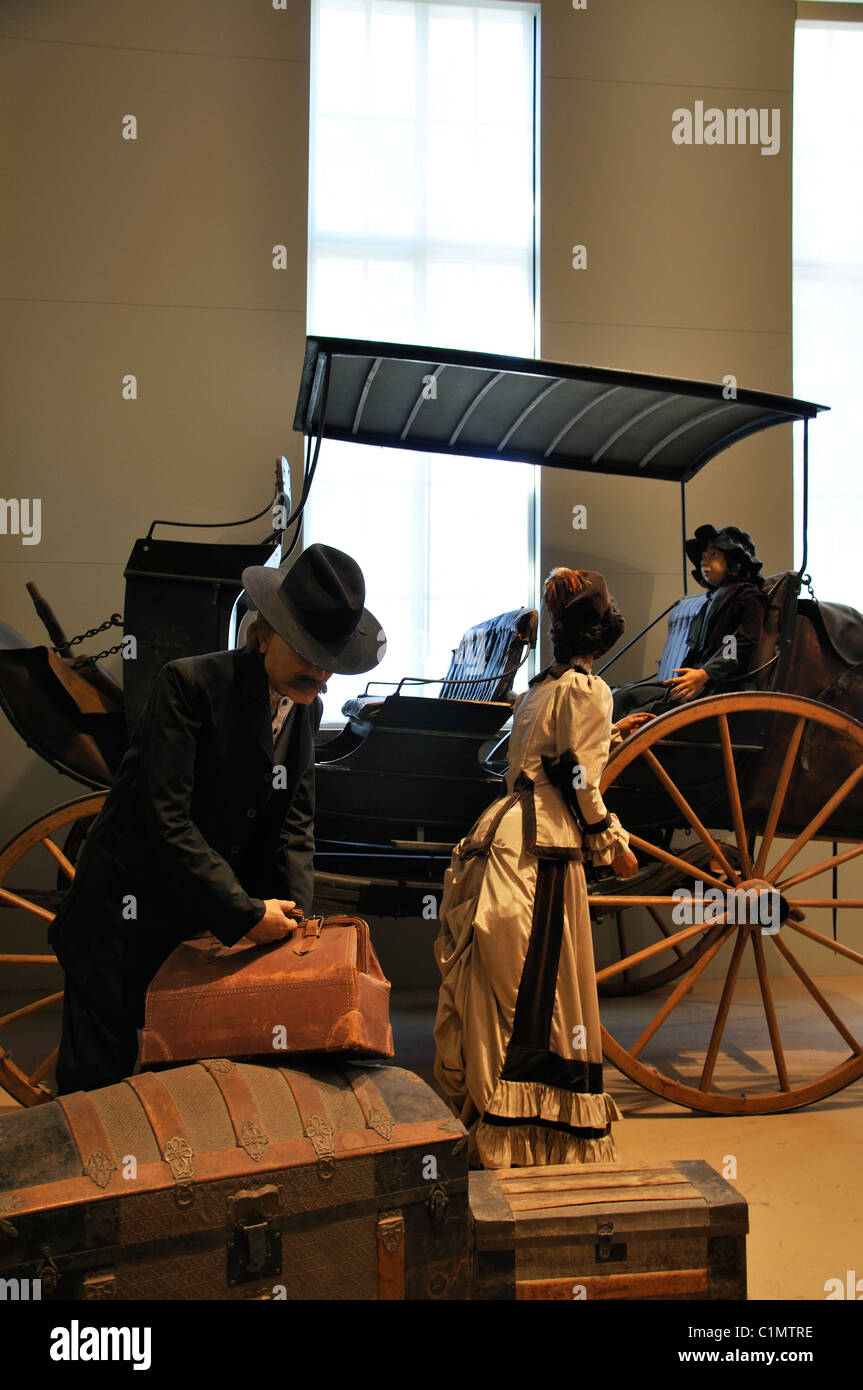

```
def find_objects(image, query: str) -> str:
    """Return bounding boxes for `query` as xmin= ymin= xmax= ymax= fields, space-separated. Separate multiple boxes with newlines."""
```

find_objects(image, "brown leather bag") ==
xmin=140 ymin=915 xmax=394 ymax=1065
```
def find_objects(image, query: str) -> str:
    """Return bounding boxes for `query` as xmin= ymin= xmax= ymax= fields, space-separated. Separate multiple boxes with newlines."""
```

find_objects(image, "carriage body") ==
xmin=3 ymin=341 xmax=863 ymax=1116
xmin=293 ymin=340 xmax=860 ymax=914
xmin=0 ymin=483 xmax=286 ymax=794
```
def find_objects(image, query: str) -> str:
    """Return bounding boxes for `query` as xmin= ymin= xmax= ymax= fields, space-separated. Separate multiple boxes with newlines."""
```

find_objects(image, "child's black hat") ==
xmin=685 ymin=524 xmax=764 ymax=590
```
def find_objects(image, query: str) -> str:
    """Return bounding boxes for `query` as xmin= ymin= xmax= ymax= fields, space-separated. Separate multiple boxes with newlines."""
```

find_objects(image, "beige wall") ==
xmin=536 ymin=0 xmax=862 ymax=981
xmin=2 ymin=1 xmax=855 ymax=994
xmin=0 ymin=1 xmax=311 ymax=972
xmin=539 ymin=0 xmax=797 ymax=682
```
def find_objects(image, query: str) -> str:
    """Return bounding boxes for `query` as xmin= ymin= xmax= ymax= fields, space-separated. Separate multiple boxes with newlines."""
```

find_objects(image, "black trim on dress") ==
xmin=498 ymin=860 xmax=606 ymax=1098
xmin=516 ymin=772 xmax=584 ymax=861
xmin=505 ymin=857 xmax=566 ymax=1057
xmin=480 ymin=1112 xmax=611 ymax=1141
xmin=541 ymin=750 xmax=612 ymax=834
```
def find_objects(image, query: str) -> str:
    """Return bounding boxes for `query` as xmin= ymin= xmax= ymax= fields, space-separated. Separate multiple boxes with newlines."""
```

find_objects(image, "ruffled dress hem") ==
xmin=474 ymin=1122 xmax=619 ymax=1169
xmin=472 ymin=1079 xmax=622 ymax=1169
xmin=484 ymin=1078 xmax=622 ymax=1130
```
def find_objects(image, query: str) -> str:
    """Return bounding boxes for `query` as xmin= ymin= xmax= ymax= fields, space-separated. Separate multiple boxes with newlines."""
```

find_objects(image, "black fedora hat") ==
xmin=685 ymin=524 xmax=764 ymax=589
xmin=242 ymin=544 xmax=385 ymax=675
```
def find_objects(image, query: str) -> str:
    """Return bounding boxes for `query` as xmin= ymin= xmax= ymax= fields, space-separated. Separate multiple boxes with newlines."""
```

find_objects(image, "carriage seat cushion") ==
xmin=439 ymin=607 xmax=537 ymax=702
xmin=341 ymin=607 xmax=538 ymax=726
xmin=341 ymin=693 xmax=385 ymax=723
xmin=655 ymin=574 xmax=802 ymax=691
xmin=655 ymin=593 xmax=709 ymax=682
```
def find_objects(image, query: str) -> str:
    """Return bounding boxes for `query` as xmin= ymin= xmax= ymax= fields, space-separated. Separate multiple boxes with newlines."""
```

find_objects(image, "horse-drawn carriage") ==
xmin=2 ymin=338 xmax=862 ymax=1120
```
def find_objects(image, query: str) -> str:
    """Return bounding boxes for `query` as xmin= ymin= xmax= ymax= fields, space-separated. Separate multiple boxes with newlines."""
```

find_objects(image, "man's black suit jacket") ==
xmin=48 ymin=646 xmax=322 ymax=1021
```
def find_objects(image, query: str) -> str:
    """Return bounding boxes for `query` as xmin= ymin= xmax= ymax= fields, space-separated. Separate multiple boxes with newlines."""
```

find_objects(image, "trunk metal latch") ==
xmin=426 ymin=1181 xmax=449 ymax=1225
xmin=227 ymin=1186 xmax=282 ymax=1286
xmin=595 ymin=1219 xmax=627 ymax=1264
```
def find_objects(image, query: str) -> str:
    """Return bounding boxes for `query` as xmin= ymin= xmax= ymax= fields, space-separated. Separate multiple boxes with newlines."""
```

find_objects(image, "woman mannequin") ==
xmin=433 ymin=568 xmax=638 ymax=1168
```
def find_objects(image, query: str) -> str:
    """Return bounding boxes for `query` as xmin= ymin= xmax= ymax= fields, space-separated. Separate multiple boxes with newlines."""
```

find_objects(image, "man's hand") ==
xmin=246 ymin=899 xmax=301 ymax=944
xmin=615 ymin=712 xmax=655 ymax=738
xmin=612 ymin=847 xmax=639 ymax=879
xmin=663 ymin=667 xmax=709 ymax=702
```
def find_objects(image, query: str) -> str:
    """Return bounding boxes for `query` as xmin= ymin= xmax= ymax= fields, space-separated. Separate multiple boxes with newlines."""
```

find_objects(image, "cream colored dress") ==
xmin=433 ymin=667 xmax=628 ymax=1168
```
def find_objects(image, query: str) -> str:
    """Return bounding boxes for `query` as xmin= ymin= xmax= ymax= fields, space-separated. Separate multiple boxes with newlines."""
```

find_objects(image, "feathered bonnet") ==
xmin=542 ymin=567 xmax=619 ymax=655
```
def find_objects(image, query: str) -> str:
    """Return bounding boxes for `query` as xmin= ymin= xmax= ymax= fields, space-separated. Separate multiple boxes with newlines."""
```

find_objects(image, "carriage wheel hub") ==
xmin=728 ymin=878 xmax=789 ymax=930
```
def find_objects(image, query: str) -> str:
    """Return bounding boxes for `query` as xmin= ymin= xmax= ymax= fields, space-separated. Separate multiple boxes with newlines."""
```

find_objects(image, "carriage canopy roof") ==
xmin=294 ymin=336 xmax=826 ymax=484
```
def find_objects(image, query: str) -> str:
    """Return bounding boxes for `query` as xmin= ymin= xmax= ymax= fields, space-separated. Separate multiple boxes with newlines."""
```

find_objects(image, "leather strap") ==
xmin=199 ymin=1061 xmax=270 ymax=1163
xmin=289 ymin=915 xmax=370 ymax=972
xmin=57 ymin=1091 xmax=120 ymax=1190
xmin=277 ymin=1067 xmax=335 ymax=1176
xmin=345 ymin=1070 xmax=394 ymax=1142
xmin=124 ymin=1072 xmax=194 ymax=1182
xmin=291 ymin=917 xmax=323 ymax=956
xmin=816 ymin=662 xmax=863 ymax=705
xmin=376 ymin=1209 xmax=406 ymax=1299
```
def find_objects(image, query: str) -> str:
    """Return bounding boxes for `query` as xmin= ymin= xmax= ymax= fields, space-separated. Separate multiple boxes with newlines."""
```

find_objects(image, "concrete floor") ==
xmin=2 ymin=981 xmax=861 ymax=1303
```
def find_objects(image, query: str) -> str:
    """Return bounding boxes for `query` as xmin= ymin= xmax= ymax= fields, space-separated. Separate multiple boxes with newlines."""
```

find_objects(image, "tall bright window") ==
xmin=306 ymin=0 xmax=540 ymax=722
xmin=793 ymin=18 xmax=863 ymax=611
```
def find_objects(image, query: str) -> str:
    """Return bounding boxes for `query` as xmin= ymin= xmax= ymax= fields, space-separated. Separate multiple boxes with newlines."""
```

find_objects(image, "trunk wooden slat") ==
xmin=471 ymin=1160 xmax=747 ymax=1301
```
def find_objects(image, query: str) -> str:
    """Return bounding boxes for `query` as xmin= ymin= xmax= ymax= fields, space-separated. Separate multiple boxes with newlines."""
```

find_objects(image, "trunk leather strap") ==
xmin=277 ymin=1067 xmax=335 ymax=1178
xmin=199 ymin=1061 xmax=270 ymax=1162
xmin=57 ymin=1091 xmax=120 ymax=1190
xmin=124 ymin=1072 xmax=194 ymax=1183
xmin=376 ymin=1209 xmax=406 ymax=1299
xmin=345 ymin=1070 xmax=394 ymax=1142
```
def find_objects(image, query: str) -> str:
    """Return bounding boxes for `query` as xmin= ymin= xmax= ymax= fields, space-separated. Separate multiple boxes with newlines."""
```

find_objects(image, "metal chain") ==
xmin=51 ymin=614 xmax=124 ymax=669
xmin=71 ymin=641 xmax=126 ymax=669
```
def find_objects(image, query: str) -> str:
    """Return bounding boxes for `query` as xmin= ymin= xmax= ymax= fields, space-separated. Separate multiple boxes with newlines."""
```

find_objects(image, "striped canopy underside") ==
xmin=294 ymin=337 xmax=825 ymax=484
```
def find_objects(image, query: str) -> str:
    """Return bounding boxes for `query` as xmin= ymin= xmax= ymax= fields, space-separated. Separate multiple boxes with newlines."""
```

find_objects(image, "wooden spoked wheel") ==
xmin=591 ymin=840 xmax=743 ymax=997
xmin=588 ymin=693 xmax=863 ymax=1114
xmin=0 ymin=793 xmax=106 ymax=1106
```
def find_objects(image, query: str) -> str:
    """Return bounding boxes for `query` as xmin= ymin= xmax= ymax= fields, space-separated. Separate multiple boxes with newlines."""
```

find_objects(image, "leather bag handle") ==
xmin=290 ymin=915 xmax=370 ymax=972
xmin=291 ymin=917 xmax=323 ymax=956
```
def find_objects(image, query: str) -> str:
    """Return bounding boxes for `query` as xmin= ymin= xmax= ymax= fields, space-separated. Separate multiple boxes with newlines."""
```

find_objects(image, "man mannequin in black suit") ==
xmin=49 ymin=543 xmax=385 ymax=1093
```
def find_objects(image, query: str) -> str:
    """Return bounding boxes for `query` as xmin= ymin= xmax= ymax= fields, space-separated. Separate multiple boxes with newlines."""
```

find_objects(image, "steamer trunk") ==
xmin=470 ymin=1160 xmax=747 ymax=1300
xmin=0 ymin=1061 xmax=470 ymax=1301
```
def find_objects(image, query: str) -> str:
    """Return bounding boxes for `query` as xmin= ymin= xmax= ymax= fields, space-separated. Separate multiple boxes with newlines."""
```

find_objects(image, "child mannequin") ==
xmin=613 ymin=525 xmax=768 ymax=721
